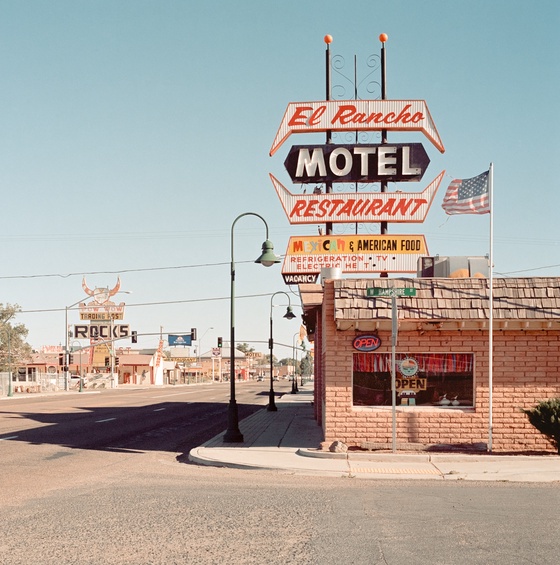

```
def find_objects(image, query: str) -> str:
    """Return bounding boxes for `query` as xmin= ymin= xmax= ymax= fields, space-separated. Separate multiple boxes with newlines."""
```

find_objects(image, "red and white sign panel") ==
xmin=270 ymin=170 xmax=444 ymax=225
xmin=270 ymin=100 xmax=445 ymax=156
xmin=282 ymin=234 xmax=428 ymax=277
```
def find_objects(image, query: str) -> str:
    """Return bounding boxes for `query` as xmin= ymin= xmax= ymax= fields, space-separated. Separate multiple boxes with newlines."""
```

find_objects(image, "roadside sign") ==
xmin=245 ymin=352 xmax=263 ymax=359
xmin=74 ymin=324 xmax=130 ymax=339
xmin=282 ymin=234 xmax=428 ymax=279
xmin=270 ymin=171 xmax=444 ymax=225
xmin=284 ymin=143 xmax=430 ymax=184
xmin=270 ymin=100 xmax=445 ymax=156
xmin=367 ymin=287 xmax=417 ymax=297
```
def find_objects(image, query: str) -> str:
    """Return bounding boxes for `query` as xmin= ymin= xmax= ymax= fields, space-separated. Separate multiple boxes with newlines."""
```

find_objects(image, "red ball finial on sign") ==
xmin=379 ymin=33 xmax=388 ymax=43
xmin=324 ymin=34 xmax=333 ymax=44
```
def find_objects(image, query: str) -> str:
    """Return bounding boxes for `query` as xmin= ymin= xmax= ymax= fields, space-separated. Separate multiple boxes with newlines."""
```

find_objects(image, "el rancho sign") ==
xmin=270 ymin=100 xmax=445 ymax=156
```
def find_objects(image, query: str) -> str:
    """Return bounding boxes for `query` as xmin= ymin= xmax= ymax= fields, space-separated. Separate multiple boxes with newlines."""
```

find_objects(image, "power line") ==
xmin=0 ymin=259 xmax=270 ymax=281
xmin=18 ymin=293 xmax=278 ymax=315
xmin=497 ymin=264 xmax=560 ymax=276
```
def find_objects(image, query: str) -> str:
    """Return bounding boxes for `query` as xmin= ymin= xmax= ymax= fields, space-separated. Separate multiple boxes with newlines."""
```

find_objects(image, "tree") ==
xmin=263 ymin=353 xmax=278 ymax=366
xmin=278 ymin=357 xmax=295 ymax=367
xmin=300 ymin=352 xmax=314 ymax=377
xmin=0 ymin=304 xmax=33 ymax=373
xmin=522 ymin=398 xmax=560 ymax=454
xmin=236 ymin=343 xmax=254 ymax=354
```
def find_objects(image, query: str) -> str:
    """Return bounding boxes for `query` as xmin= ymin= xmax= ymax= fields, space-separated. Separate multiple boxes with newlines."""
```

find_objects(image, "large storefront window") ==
xmin=353 ymin=353 xmax=474 ymax=407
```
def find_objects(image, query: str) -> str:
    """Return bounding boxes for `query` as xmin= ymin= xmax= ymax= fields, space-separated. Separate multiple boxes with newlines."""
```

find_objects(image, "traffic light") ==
xmin=104 ymin=357 xmax=110 ymax=367
xmin=115 ymin=357 xmax=120 ymax=367
xmin=131 ymin=331 xmax=137 ymax=344
xmin=68 ymin=354 xmax=74 ymax=364
xmin=191 ymin=328 xmax=197 ymax=341
xmin=217 ymin=337 xmax=223 ymax=348
xmin=58 ymin=353 xmax=64 ymax=366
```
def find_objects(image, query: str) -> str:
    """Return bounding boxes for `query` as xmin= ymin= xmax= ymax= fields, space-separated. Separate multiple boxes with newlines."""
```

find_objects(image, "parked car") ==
xmin=256 ymin=375 xmax=264 ymax=382
xmin=69 ymin=374 xmax=85 ymax=387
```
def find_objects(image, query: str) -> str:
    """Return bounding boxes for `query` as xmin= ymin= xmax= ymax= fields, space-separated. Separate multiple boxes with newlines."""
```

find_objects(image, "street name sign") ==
xmin=367 ymin=287 xmax=417 ymax=297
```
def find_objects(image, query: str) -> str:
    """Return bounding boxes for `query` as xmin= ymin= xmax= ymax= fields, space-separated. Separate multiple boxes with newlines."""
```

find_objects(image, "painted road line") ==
xmin=151 ymin=392 xmax=197 ymax=399
xmin=153 ymin=408 xmax=166 ymax=412
xmin=0 ymin=436 xmax=19 ymax=441
xmin=96 ymin=418 xmax=117 ymax=423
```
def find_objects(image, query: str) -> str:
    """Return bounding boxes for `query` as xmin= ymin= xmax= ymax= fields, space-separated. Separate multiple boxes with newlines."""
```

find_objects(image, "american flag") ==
xmin=441 ymin=170 xmax=490 ymax=215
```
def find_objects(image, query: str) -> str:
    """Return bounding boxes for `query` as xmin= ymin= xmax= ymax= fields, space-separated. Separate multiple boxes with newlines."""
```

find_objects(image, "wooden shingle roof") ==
xmin=332 ymin=277 xmax=560 ymax=331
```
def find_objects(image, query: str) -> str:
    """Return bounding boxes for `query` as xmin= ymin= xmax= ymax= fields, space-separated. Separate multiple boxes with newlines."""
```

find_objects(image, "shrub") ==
xmin=522 ymin=398 xmax=560 ymax=454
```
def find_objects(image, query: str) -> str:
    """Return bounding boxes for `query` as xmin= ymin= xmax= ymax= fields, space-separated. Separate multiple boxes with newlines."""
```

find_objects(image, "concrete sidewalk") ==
xmin=189 ymin=387 xmax=560 ymax=482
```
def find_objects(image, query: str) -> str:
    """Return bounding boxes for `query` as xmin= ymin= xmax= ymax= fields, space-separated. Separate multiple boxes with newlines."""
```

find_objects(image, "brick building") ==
xmin=301 ymin=276 xmax=560 ymax=453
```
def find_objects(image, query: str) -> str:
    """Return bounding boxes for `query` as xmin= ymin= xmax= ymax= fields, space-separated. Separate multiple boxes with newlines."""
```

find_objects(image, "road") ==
xmin=1 ymin=382 xmax=559 ymax=565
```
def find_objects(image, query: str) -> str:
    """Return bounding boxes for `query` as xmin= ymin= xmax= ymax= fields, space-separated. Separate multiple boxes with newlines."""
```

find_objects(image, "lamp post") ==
xmin=64 ymin=298 xmax=84 ymax=392
xmin=224 ymin=212 xmax=280 ymax=443
xmin=71 ymin=340 xmax=84 ymax=392
xmin=292 ymin=332 xmax=300 ymax=394
xmin=8 ymin=328 xmax=12 ymax=397
xmin=198 ymin=326 xmax=213 ymax=382
xmin=268 ymin=291 xmax=296 ymax=410
xmin=1 ymin=313 xmax=15 ymax=397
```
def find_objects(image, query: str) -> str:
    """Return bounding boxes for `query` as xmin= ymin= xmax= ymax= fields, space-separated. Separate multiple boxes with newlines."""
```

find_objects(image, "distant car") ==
xmin=69 ymin=375 xmax=85 ymax=387
xmin=256 ymin=376 xmax=264 ymax=382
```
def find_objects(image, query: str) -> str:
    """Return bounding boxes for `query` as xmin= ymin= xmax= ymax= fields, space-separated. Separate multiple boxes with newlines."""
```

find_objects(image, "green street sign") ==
xmin=367 ymin=287 xmax=417 ymax=297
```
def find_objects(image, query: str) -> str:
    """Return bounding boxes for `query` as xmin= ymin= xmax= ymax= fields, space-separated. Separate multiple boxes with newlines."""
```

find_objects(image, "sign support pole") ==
xmin=391 ymin=294 xmax=398 ymax=452
xmin=380 ymin=34 xmax=389 ymax=277
xmin=368 ymin=286 xmax=416 ymax=452
xmin=324 ymin=35 xmax=333 ymax=236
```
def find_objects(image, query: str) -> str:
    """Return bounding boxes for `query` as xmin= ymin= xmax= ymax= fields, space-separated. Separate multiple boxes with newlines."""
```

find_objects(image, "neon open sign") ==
xmin=352 ymin=335 xmax=382 ymax=352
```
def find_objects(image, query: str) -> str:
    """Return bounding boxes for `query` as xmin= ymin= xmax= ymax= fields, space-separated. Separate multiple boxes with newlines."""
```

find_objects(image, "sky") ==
xmin=0 ymin=0 xmax=558 ymax=358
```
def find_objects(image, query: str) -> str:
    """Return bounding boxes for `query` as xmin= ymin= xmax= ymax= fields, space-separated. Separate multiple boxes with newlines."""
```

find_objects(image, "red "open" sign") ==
xmin=352 ymin=335 xmax=382 ymax=352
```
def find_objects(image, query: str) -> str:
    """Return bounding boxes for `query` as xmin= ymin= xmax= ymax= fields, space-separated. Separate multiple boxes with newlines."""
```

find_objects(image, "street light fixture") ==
xmin=268 ymin=291 xmax=296 ymax=411
xmin=224 ymin=212 xmax=280 ymax=443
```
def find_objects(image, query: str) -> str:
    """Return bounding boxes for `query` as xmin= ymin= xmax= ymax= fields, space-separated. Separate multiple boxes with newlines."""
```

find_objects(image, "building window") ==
xmin=353 ymin=353 xmax=474 ymax=407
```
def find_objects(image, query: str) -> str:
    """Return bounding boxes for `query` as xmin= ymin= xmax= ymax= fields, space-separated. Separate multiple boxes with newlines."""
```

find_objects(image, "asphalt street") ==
xmin=1 ymin=382 xmax=559 ymax=565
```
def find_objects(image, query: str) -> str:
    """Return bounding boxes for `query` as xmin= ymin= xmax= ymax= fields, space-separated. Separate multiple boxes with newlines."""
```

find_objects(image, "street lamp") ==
xmin=224 ymin=212 xmax=280 ymax=443
xmin=71 ymin=340 xmax=84 ymax=392
xmin=198 ymin=326 xmax=214 ymax=382
xmin=64 ymin=297 xmax=85 ymax=392
xmin=292 ymin=332 xmax=300 ymax=394
xmin=268 ymin=291 xmax=296 ymax=411
xmin=1 ymin=313 xmax=15 ymax=397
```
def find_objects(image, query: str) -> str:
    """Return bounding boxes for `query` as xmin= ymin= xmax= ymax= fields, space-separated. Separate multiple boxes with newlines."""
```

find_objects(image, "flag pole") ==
xmin=488 ymin=162 xmax=494 ymax=452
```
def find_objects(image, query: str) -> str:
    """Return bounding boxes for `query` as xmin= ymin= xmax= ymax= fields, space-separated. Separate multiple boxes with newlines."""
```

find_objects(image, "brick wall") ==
xmin=319 ymin=282 xmax=560 ymax=453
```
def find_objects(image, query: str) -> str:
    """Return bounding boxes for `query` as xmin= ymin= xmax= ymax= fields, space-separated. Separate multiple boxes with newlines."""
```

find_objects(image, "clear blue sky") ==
xmin=1 ymin=0 xmax=558 ymax=355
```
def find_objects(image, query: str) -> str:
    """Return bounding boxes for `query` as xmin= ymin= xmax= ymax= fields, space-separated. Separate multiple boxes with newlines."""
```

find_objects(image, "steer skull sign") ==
xmin=82 ymin=277 xmax=121 ymax=306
